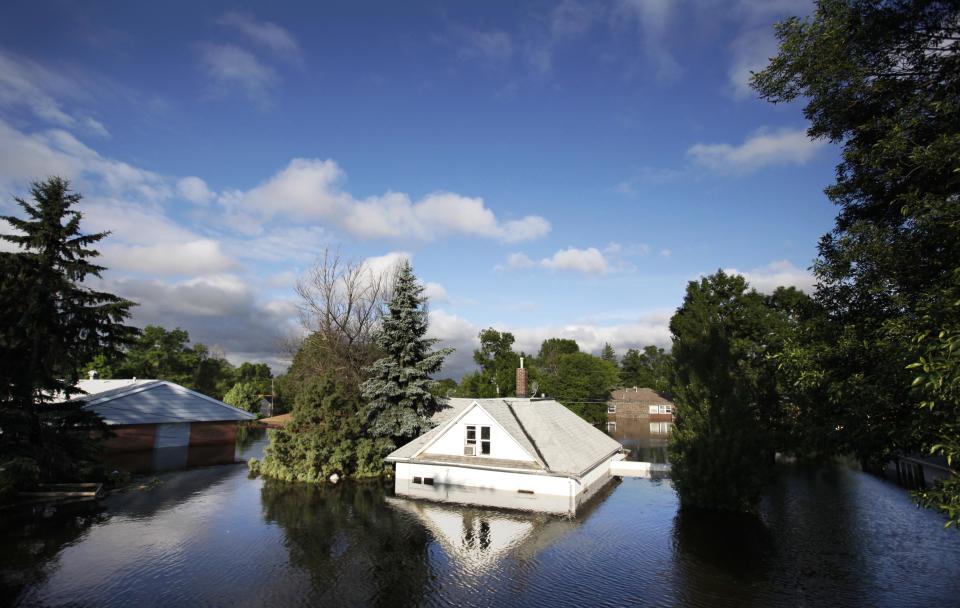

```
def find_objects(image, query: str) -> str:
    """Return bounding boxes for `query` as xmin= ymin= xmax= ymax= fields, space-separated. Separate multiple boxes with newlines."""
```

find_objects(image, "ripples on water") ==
xmin=2 ymin=431 xmax=959 ymax=607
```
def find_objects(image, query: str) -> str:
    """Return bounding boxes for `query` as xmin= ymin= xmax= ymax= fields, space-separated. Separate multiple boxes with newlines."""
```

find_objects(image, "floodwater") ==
xmin=2 ymin=418 xmax=960 ymax=607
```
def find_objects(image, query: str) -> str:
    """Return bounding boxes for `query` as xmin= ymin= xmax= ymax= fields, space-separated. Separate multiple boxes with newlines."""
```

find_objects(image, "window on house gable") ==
xmin=465 ymin=424 xmax=491 ymax=455
xmin=465 ymin=425 xmax=476 ymax=455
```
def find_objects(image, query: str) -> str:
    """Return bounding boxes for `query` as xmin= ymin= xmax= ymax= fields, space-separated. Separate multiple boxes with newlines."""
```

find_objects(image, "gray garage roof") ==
xmin=71 ymin=380 xmax=256 ymax=425
xmin=387 ymin=397 xmax=623 ymax=478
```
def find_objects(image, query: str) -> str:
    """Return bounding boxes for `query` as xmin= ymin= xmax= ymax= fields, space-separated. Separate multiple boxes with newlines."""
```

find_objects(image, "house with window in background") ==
xmin=386 ymin=397 xmax=625 ymax=516
xmin=606 ymin=387 xmax=675 ymax=421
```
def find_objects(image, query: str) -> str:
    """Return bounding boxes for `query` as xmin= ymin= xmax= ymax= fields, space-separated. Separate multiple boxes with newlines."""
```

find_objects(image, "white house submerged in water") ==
xmin=386 ymin=397 xmax=625 ymax=515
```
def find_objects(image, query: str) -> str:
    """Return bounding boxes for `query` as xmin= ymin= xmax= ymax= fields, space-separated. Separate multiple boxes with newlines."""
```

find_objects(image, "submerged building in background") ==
xmin=386 ymin=397 xmax=624 ymax=515
xmin=65 ymin=379 xmax=256 ymax=471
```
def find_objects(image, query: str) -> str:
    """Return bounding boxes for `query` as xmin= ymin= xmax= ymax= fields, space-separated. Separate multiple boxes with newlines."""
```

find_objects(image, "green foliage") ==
xmin=908 ymin=311 xmax=960 ymax=527
xmin=668 ymin=272 xmax=793 ymax=512
xmin=750 ymin=0 xmax=960 ymax=522
xmin=0 ymin=177 xmax=134 ymax=486
xmin=536 ymin=338 xmax=579 ymax=376
xmin=470 ymin=328 xmax=521 ymax=397
xmin=753 ymin=0 xmax=960 ymax=465
xmin=90 ymin=325 xmax=240 ymax=399
xmin=600 ymin=343 xmax=617 ymax=364
xmin=251 ymin=375 xmax=391 ymax=482
xmin=429 ymin=378 xmax=458 ymax=398
xmin=539 ymin=352 xmax=619 ymax=425
xmin=237 ymin=362 xmax=273 ymax=394
xmin=361 ymin=261 xmax=452 ymax=445
xmin=619 ymin=345 xmax=673 ymax=394
xmin=223 ymin=382 xmax=262 ymax=413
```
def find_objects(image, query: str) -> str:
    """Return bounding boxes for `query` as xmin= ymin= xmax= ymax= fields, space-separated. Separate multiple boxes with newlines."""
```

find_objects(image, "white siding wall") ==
xmin=396 ymin=462 xmax=570 ymax=495
xmin=394 ymin=462 xmax=574 ymax=514
xmin=573 ymin=453 xmax=622 ymax=507
xmin=425 ymin=404 xmax=533 ymax=462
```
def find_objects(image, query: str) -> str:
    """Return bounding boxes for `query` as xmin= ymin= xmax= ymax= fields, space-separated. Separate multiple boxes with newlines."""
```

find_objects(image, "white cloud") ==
xmin=736 ymin=0 xmax=813 ymax=20
xmin=660 ymin=248 xmax=672 ymax=258
xmin=615 ymin=0 xmax=682 ymax=81
xmin=235 ymin=158 xmax=550 ymax=243
xmin=101 ymin=274 xmax=297 ymax=370
xmin=497 ymin=252 xmax=536 ymax=271
xmin=82 ymin=117 xmax=110 ymax=138
xmin=551 ymin=0 xmax=599 ymax=38
xmin=0 ymin=51 xmax=109 ymax=136
xmin=100 ymin=239 xmax=236 ymax=276
xmin=177 ymin=176 xmax=215 ymax=205
xmin=723 ymin=259 xmax=815 ymax=293
xmin=265 ymin=270 xmax=298 ymax=289
xmin=457 ymin=29 xmax=514 ymax=63
xmin=427 ymin=309 xmax=672 ymax=379
xmin=0 ymin=119 xmax=169 ymax=200
xmin=728 ymin=28 xmax=779 ymax=99
xmin=360 ymin=250 xmax=409 ymax=278
xmin=217 ymin=12 xmax=300 ymax=57
xmin=0 ymin=121 xmax=84 ymax=189
xmin=198 ymin=43 xmax=279 ymax=107
xmin=604 ymin=241 xmax=649 ymax=257
xmin=687 ymin=127 xmax=825 ymax=174
xmin=500 ymin=247 xmax=610 ymax=274
xmin=423 ymin=282 xmax=449 ymax=304
xmin=540 ymin=247 xmax=609 ymax=274
xmin=232 ymin=225 xmax=330 ymax=263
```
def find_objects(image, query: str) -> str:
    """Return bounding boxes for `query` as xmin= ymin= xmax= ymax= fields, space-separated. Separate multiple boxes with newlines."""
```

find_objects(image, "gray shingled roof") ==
xmin=71 ymin=380 xmax=256 ymax=425
xmin=387 ymin=397 xmax=622 ymax=478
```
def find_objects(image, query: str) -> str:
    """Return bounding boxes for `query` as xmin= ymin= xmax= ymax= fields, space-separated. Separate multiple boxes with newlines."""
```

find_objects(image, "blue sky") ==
xmin=0 ymin=0 xmax=836 ymax=377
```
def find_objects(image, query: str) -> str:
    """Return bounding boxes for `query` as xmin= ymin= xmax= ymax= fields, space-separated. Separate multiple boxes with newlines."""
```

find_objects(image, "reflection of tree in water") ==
xmin=235 ymin=422 xmax=262 ymax=452
xmin=0 ymin=500 xmax=107 ymax=603
xmin=259 ymin=479 xmax=432 ymax=607
xmin=670 ymin=509 xmax=773 ymax=607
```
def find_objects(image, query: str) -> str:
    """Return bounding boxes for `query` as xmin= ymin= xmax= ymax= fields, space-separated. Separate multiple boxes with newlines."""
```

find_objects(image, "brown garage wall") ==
xmin=189 ymin=421 xmax=238 ymax=446
xmin=103 ymin=424 xmax=157 ymax=452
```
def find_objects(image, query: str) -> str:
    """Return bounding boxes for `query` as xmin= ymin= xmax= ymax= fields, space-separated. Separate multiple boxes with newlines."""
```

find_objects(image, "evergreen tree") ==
xmin=361 ymin=261 xmax=453 ymax=445
xmin=600 ymin=343 xmax=617 ymax=364
xmin=0 ymin=177 xmax=135 ymax=486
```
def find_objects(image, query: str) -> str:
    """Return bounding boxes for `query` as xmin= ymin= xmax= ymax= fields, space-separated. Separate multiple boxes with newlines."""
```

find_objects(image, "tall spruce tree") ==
xmin=361 ymin=260 xmax=452 ymax=445
xmin=0 ymin=178 xmax=135 ymax=484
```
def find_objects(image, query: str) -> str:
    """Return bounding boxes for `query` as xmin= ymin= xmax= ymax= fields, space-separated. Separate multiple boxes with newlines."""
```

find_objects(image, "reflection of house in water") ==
xmin=386 ymin=481 xmax=617 ymax=573
xmin=606 ymin=415 xmax=672 ymax=465
xmin=387 ymin=398 xmax=624 ymax=515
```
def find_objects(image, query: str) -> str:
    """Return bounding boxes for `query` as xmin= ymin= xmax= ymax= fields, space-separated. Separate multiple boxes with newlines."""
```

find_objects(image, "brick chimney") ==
xmin=516 ymin=357 xmax=528 ymax=398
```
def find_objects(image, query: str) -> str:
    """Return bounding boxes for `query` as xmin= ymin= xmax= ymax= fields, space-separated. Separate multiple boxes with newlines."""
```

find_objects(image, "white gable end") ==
xmin=421 ymin=402 xmax=535 ymax=462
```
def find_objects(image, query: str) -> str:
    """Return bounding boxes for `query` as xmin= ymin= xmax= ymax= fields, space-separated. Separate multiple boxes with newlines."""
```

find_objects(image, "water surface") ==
xmin=2 ymin=420 xmax=959 ymax=607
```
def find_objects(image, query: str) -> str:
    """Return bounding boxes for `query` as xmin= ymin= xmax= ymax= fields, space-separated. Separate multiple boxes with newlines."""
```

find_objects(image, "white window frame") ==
xmin=465 ymin=424 xmax=477 ymax=455
xmin=607 ymin=403 xmax=616 ymax=414
xmin=480 ymin=425 xmax=491 ymax=455
xmin=465 ymin=424 xmax=492 ymax=455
